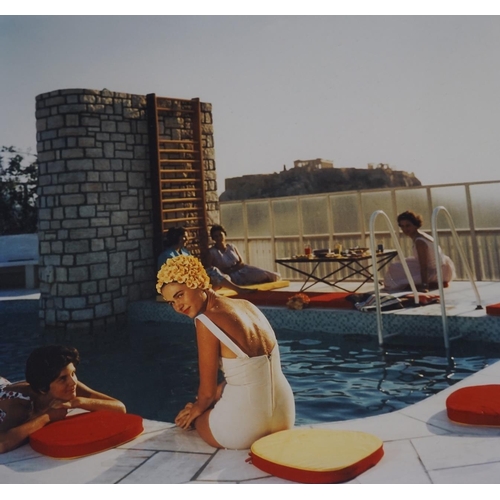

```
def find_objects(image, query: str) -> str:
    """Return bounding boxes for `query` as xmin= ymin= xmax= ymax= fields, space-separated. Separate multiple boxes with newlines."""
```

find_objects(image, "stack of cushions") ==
xmin=446 ymin=385 xmax=500 ymax=426
xmin=30 ymin=410 xmax=144 ymax=459
xmin=250 ymin=428 xmax=384 ymax=483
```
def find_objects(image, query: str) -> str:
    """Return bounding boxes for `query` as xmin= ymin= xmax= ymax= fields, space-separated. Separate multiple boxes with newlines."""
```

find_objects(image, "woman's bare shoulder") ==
xmin=205 ymin=295 xmax=261 ymax=327
xmin=1 ymin=381 xmax=31 ymax=393
xmin=415 ymin=231 xmax=433 ymax=241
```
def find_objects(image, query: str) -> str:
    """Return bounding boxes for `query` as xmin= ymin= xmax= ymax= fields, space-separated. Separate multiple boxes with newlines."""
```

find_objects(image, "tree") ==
xmin=0 ymin=146 xmax=38 ymax=235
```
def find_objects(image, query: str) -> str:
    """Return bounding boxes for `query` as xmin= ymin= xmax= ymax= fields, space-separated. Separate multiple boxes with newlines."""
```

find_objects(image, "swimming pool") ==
xmin=2 ymin=301 xmax=498 ymax=426
xmin=279 ymin=332 xmax=499 ymax=425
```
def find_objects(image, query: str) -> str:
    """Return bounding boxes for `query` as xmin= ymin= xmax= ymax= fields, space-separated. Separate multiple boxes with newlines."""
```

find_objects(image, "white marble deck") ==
xmin=2 ymin=282 xmax=499 ymax=485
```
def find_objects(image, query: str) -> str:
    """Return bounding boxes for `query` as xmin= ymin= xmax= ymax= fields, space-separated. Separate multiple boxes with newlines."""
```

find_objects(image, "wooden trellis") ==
xmin=147 ymin=94 xmax=209 ymax=260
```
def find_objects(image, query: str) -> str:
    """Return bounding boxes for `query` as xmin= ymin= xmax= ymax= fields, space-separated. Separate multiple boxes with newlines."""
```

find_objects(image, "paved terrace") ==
xmin=1 ymin=281 xmax=500 ymax=483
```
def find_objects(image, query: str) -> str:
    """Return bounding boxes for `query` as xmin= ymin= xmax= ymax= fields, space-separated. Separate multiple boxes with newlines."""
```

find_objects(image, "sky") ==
xmin=1 ymin=13 xmax=500 ymax=196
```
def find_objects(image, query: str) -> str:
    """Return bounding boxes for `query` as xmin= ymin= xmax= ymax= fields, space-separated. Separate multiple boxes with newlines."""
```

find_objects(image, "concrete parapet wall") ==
xmin=36 ymin=88 xmax=218 ymax=330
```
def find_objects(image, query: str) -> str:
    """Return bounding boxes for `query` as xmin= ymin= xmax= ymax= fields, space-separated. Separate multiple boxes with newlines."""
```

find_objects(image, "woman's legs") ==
xmin=206 ymin=266 xmax=256 ymax=294
xmin=219 ymin=277 xmax=256 ymax=294
xmin=194 ymin=409 xmax=222 ymax=448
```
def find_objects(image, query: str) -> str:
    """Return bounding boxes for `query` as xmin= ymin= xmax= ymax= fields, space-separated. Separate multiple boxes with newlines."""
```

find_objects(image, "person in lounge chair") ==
xmin=157 ymin=226 xmax=258 ymax=295
xmin=206 ymin=224 xmax=281 ymax=287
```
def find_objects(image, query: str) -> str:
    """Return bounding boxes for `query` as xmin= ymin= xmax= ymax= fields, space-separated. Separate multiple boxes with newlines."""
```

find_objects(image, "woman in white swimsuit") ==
xmin=157 ymin=255 xmax=295 ymax=449
xmin=384 ymin=210 xmax=456 ymax=292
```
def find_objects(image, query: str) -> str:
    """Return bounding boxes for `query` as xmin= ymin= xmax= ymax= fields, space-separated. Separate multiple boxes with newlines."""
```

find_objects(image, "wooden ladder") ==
xmin=147 ymin=94 xmax=209 ymax=261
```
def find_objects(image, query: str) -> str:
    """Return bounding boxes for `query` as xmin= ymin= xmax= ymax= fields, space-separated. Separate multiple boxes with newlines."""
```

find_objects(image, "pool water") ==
xmin=1 ymin=301 xmax=499 ymax=426
xmin=279 ymin=332 xmax=499 ymax=425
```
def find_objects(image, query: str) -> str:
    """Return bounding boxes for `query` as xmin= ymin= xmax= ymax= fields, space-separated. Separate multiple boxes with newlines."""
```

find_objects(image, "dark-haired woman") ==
xmin=157 ymin=227 xmax=190 ymax=270
xmin=383 ymin=211 xmax=456 ymax=292
xmin=207 ymin=225 xmax=281 ymax=287
xmin=0 ymin=345 xmax=125 ymax=454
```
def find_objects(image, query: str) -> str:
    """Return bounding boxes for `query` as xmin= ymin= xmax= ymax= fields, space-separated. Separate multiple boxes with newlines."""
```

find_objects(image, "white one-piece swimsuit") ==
xmin=195 ymin=314 xmax=295 ymax=450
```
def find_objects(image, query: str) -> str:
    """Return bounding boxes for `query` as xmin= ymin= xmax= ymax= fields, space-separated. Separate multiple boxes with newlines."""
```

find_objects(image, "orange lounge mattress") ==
xmin=233 ymin=291 xmax=354 ymax=310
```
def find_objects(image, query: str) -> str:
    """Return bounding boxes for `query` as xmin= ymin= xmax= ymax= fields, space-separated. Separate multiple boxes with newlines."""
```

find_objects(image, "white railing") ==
xmin=368 ymin=207 xmax=482 ymax=350
xmin=221 ymin=180 xmax=500 ymax=283
xmin=431 ymin=206 xmax=483 ymax=348
xmin=368 ymin=210 xmax=420 ymax=346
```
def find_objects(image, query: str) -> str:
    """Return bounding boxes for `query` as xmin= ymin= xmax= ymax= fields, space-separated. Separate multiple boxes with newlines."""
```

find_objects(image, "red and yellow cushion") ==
xmin=250 ymin=428 xmax=384 ymax=483
xmin=446 ymin=385 xmax=500 ymax=426
xmin=30 ymin=410 xmax=143 ymax=459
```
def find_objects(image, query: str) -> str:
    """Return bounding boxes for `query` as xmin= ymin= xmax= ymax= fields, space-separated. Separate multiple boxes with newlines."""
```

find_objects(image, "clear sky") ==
xmin=1 ymin=14 xmax=500 ymax=195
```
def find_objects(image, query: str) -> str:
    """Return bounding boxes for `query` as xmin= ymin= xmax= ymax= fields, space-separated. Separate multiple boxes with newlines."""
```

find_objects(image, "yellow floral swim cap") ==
xmin=156 ymin=254 xmax=210 ymax=294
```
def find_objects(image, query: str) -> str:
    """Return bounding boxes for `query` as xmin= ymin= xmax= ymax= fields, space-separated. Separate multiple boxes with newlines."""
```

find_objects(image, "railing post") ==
xmin=369 ymin=210 xmax=419 ymax=346
xmin=431 ymin=206 xmax=483 ymax=349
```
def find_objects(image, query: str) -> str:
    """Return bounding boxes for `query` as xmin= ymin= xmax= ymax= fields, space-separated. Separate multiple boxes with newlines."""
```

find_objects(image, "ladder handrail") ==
xmin=431 ymin=206 xmax=483 ymax=348
xmin=369 ymin=210 xmax=420 ymax=346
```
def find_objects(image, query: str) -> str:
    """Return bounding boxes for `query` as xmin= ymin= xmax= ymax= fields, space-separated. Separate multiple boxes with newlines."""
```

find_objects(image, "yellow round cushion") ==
xmin=250 ymin=428 xmax=384 ymax=483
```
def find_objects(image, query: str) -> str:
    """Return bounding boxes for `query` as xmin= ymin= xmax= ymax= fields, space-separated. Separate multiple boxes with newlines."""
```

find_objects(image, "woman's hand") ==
xmin=31 ymin=398 xmax=68 ymax=422
xmin=175 ymin=402 xmax=203 ymax=430
xmin=49 ymin=399 xmax=73 ymax=410
xmin=226 ymin=261 xmax=244 ymax=273
xmin=46 ymin=407 xmax=68 ymax=422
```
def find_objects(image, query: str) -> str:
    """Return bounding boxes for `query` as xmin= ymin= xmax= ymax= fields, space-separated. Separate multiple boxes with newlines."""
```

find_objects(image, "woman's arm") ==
xmin=232 ymin=244 xmax=244 ymax=265
xmin=62 ymin=382 xmax=126 ymax=413
xmin=224 ymin=244 xmax=245 ymax=273
xmin=0 ymin=406 xmax=67 ymax=454
xmin=175 ymin=320 xmax=220 ymax=430
xmin=415 ymin=239 xmax=429 ymax=290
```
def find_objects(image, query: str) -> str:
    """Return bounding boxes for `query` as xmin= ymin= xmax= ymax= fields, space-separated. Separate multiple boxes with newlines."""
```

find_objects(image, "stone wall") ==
xmin=36 ymin=88 xmax=218 ymax=330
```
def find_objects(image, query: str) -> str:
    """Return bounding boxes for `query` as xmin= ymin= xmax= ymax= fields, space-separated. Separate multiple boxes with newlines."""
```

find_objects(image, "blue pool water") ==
xmin=278 ymin=333 xmax=499 ymax=424
xmin=2 ymin=301 xmax=499 ymax=426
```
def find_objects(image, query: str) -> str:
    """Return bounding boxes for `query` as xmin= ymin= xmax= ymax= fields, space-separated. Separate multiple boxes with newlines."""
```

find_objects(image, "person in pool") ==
xmin=157 ymin=254 xmax=295 ymax=449
xmin=0 ymin=345 xmax=126 ymax=454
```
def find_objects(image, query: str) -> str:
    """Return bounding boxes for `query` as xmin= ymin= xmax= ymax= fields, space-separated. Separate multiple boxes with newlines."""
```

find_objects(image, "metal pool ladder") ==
xmin=369 ymin=206 xmax=482 ymax=350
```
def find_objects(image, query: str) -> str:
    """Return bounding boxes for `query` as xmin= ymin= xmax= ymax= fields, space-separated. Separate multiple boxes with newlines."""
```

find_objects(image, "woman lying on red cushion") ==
xmin=0 ymin=345 xmax=125 ymax=454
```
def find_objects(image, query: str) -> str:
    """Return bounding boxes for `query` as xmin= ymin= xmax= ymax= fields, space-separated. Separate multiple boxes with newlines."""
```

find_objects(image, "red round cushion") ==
xmin=250 ymin=429 xmax=384 ymax=484
xmin=446 ymin=385 xmax=500 ymax=426
xmin=30 ymin=411 xmax=143 ymax=459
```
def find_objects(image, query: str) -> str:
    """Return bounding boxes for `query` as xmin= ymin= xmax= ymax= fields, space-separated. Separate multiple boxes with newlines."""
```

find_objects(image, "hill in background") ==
xmin=220 ymin=159 xmax=421 ymax=201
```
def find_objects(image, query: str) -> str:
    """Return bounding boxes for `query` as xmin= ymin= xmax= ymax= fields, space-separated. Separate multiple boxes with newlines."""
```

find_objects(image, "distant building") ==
xmin=293 ymin=158 xmax=334 ymax=170
xmin=368 ymin=163 xmax=390 ymax=170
